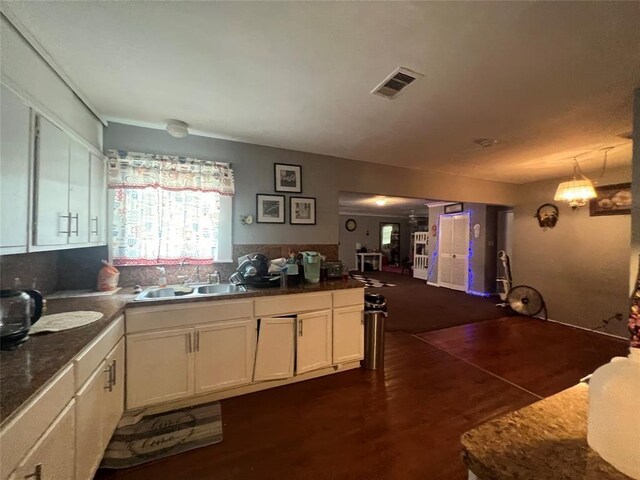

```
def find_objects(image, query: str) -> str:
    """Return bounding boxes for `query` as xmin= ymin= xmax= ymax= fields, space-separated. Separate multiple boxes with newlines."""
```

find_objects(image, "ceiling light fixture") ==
xmin=166 ymin=119 xmax=189 ymax=138
xmin=375 ymin=198 xmax=387 ymax=206
xmin=554 ymin=157 xmax=597 ymax=210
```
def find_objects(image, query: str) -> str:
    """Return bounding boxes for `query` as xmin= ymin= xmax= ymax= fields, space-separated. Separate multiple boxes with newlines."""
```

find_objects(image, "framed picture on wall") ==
xmin=589 ymin=183 xmax=631 ymax=216
xmin=256 ymin=194 xmax=285 ymax=223
xmin=274 ymin=163 xmax=302 ymax=193
xmin=290 ymin=196 xmax=316 ymax=225
xmin=444 ymin=203 xmax=464 ymax=214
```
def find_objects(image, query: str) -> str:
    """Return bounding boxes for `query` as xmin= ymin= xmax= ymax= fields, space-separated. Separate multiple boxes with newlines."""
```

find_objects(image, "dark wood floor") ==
xmin=96 ymin=316 xmax=628 ymax=480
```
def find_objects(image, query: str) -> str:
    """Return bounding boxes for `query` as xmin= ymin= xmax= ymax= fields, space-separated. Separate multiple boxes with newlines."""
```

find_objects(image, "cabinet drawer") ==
xmin=126 ymin=300 xmax=253 ymax=333
xmin=0 ymin=364 xmax=74 ymax=479
xmin=254 ymin=292 xmax=332 ymax=317
xmin=332 ymin=288 xmax=365 ymax=308
xmin=74 ymin=315 xmax=124 ymax=389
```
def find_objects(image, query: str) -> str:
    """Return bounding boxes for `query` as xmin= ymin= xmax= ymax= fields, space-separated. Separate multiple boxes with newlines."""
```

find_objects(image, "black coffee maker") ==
xmin=229 ymin=253 xmax=280 ymax=288
xmin=0 ymin=289 xmax=44 ymax=350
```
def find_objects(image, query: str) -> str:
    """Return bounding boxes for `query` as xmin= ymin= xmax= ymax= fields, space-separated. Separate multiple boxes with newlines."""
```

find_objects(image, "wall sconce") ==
xmin=240 ymin=214 xmax=254 ymax=225
xmin=554 ymin=156 xmax=599 ymax=209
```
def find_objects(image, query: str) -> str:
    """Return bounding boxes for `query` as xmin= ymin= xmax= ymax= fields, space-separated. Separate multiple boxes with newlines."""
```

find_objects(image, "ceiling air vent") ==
xmin=371 ymin=67 xmax=423 ymax=99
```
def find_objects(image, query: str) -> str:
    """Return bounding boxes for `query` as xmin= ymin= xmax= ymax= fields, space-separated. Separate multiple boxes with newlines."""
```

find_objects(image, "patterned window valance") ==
xmin=107 ymin=149 xmax=235 ymax=195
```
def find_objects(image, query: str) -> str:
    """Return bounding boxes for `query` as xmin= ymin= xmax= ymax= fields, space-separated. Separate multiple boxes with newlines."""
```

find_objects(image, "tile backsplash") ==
xmin=0 ymin=244 xmax=339 ymax=293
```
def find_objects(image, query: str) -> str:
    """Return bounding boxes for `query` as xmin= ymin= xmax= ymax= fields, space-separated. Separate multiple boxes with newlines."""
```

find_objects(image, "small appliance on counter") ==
xmin=325 ymin=261 xmax=345 ymax=279
xmin=302 ymin=251 xmax=321 ymax=283
xmin=0 ymin=288 xmax=44 ymax=350
xmin=229 ymin=253 xmax=280 ymax=288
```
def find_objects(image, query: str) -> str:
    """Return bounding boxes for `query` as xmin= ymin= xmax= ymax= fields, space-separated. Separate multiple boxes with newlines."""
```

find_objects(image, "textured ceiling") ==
xmin=339 ymin=192 xmax=435 ymax=217
xmin=4 ymin=1 xmax=639 ymax=183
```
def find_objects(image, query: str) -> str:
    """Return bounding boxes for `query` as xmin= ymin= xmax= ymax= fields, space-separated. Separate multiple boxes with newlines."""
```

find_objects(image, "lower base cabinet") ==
xmin=332 ymin=306 xmax=364 ymax=363
xmin=75 ymin=339 xmax=125 ymax=480
xmin=127 ymin=319 xmax=256 ymax=409
xmin=9 ymin=400 xmax=76 ymax=480
xmin=296 ymin=310 xmax=333 ymax=374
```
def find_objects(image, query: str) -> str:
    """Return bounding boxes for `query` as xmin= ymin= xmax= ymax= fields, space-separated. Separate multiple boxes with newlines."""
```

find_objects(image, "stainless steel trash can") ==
xmin=362 ymin=293 xmax=387 ymax=370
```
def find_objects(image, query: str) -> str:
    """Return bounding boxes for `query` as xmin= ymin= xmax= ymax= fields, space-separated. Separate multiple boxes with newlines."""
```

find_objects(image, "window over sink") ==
xmin=107 ymin=150 xmax=234 ymax=266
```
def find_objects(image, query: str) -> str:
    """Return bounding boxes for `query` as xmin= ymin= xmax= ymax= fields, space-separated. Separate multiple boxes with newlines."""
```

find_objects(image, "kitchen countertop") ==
xmin=0 ymin=279 xmax=364 ymax=427
xmin=461 ymin=384 xmax=632 ymax=480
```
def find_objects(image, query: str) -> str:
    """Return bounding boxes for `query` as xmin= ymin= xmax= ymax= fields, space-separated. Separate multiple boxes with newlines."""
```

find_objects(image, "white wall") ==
xmin=0 ymin=15 xmax=103 ymax=151
xmin=338 ymin=214 xmax=411 ymax=269
xmin=512 ymin=166 xmax=632 ymax=337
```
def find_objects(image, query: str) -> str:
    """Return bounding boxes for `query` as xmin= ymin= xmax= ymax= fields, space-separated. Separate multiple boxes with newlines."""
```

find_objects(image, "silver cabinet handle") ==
xmin=111 ymin=359 xmax=117 ymax=386
xmin=195 ymin=331 xmax=200 ymax=352
xmin=91 ymin=216 xmax=99 ymax=235
xmin=71 ymin=213 xmax=79 ymax=236
xmin=104 ymin=363 xmax=113 ymax=391
xmin=299 ymin=319 xmax=303 ymax=337
xmin=59 ymin=213 xmax=71 ymax=235
xmin=24 ymin=464 xmax=42 ymax=480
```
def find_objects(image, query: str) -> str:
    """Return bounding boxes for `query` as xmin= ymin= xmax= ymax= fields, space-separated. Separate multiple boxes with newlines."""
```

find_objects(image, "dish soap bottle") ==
xmin=157 ymin=267 xmax=167 ymax=288
xmin=587 ymin=266 xmax=640 ymax=479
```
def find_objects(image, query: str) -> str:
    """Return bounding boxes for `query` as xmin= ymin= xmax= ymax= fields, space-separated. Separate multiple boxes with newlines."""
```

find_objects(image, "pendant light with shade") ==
xmin=554 ymin=154 xmax=601 ymax=210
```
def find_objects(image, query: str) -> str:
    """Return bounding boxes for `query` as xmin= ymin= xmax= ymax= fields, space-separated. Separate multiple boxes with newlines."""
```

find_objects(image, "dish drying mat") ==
xmin=47 ymin=288 xmax=121 ymax=299
xmin=29 ymin=311 xmax=104 ymax=334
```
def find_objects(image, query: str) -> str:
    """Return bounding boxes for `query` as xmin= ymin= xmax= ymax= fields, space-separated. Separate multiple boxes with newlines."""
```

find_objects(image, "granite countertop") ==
xmin=126 ymin=278 xmax=364 ymax=308
xmin=0 ymin=280 xmax=364 ymax=427
xmin=461 ymin=384 xmax=632 ymax=480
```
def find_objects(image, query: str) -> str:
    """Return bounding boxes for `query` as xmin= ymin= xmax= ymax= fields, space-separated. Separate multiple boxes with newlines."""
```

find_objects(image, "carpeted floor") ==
xmin=359 ymin=270 xmax=508 ymax=334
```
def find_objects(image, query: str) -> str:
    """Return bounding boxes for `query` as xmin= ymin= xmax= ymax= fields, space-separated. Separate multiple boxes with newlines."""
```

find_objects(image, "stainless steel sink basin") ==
xmin=134 ymin=283 xmax=247 ymax=301
xmin=196 ymin=284 xmax=246 ymax=295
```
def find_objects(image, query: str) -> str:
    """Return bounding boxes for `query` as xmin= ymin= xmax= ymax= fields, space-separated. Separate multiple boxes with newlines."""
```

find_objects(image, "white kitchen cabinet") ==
xmin=195 ymin=319 xmax=256 ymax=394
xmin=33 ymin=115 xmax=70 ymax=246
xmin=9 ymin=400 xmax=76 ymax=480
xmin=253 ymin=317 xmax=296 ymax=382
xmin=332 ymin=305 xmax=364 ymax=364
xmin=67 ymin=140 xmax=90 ymax=244
xmin=103 ymin=339 xmax=125 ymax=445
xmin=33 ymin=114 xmax=101 ymax=249
xmin=89 ymin=153 xmax=107 ymax=244
xmin=75 ymin=339 xmax=124 ymax=480
xmin=0 ymin=85 xmax=31 ymax=254
xmin=75 ymin=359 xmax=109 ymax=480
xmin=126 ymin=327 xmax=194 ymax=409
xmin=296 ymin=310 xmax=333 ymax=375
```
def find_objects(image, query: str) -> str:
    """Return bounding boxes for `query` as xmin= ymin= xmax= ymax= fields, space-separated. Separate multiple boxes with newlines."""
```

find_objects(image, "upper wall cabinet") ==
xmin=32 ymin=114 xmax=107 ymax=250
xmin=0 ymin=85 xmax=31 ymax=254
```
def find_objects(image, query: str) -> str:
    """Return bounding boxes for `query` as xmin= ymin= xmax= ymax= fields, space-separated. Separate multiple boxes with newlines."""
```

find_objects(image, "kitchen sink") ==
xmin=134 ymin=283 xmax=247 ymax=301
xmin=196 ymin=284 xmax=246 ymax=295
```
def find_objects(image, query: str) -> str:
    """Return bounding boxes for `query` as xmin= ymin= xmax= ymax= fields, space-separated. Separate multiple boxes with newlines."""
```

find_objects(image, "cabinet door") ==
xmin=296 ymin=310 xmax=333 ymax=375
xmin=75 ymin=360 xmax=109 ymax=480
xmin=333 ymin=306 xmax=364 ymax=364
xmin=67 ymin=140 xmax=90 ymax=244
xmin=0 ymin=85 xmax=31 ymax=254
xmin=34 ymin=116 xmax=70 ymax=246
xmin=10 ymin=400 xmax=75 ymax=480
xmin=89 ymin=153 xmax=107 ymax=244
xmin=126 ymin=328 xmax=194 ymax=409
xmin=253 ymin=317 xmax=295 ymax=382
xmin=103 ymin=339 xmax=125 ymax=445
xmin=194 ymin=319 xmax=256 ymax=394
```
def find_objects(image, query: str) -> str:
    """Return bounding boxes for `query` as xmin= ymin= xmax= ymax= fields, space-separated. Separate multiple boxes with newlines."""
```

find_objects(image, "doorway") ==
xmin=437 ymin=213 xmax=470 ymax=292
xmin=380 ymin=222 xmax=400 ymax=266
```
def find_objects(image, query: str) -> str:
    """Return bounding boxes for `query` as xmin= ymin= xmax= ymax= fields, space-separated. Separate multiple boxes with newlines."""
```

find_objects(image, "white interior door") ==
xmin=253 ymin=317 xmax=295 ymax=381
xmin=438 ymin=213 xmax=469 ymax=292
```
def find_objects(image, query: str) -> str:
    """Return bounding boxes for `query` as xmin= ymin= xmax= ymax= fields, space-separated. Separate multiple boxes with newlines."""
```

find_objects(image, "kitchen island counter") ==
xmin=461 ymin=384 xmax=632 ymax=480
